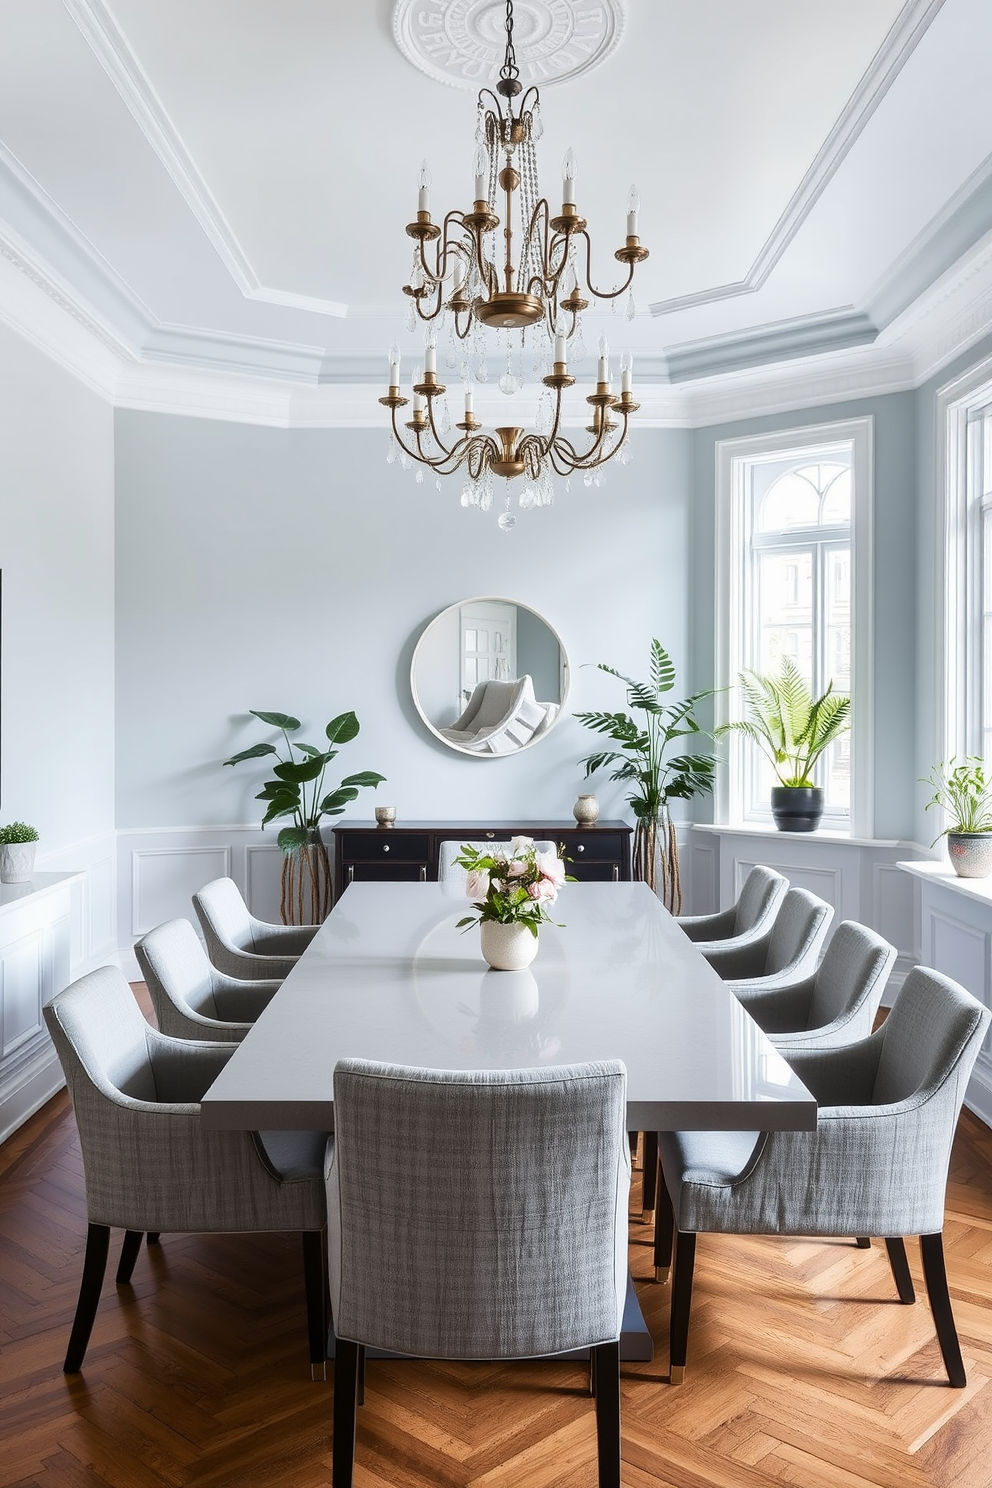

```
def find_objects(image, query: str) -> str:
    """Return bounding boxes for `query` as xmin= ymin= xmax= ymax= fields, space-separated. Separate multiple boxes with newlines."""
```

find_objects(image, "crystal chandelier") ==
xmin=381 ymin=0 xmax=649 ymax=527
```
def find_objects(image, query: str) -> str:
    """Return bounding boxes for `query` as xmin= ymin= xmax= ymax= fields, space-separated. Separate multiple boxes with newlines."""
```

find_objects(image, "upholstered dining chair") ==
xmin=193 ymin=876 xmax=318 ymax=979
xmin=700 ymin=886 xmax=833 ymax=984
xmin=437 ymin=838 xmax=557 ymax=893
xmin=135 ymin=917 xmax=281 ymax=1041
xmin=676 ymin=865 xmax=788 ymax=954
xmin=732 ymin=919 xmax=896 ymax=1050
xmin=654 ymin=966 xmax=990 ymax=1387
xmin=44 ymin=966 xmax=328 ymax=1376
xmin=326 ymin=1058 xmax=630 ymax=1488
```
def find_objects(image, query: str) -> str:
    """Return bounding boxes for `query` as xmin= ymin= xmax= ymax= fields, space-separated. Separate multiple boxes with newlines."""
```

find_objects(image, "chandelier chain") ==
xmin=500 ymin=0 xmax=519 ymax=85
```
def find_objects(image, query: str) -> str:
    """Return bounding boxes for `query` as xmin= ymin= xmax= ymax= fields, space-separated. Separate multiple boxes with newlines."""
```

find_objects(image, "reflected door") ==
xmin=458 ymin=602 xmax=517 ymax=707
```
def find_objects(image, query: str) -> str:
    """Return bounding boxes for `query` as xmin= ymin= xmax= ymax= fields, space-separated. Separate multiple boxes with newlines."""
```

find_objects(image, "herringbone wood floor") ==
xmin=3 ymin=998 xmax=992 ymax=1486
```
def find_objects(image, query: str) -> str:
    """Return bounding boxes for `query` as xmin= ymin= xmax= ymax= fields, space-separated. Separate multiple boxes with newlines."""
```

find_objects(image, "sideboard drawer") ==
xmin=343 ymin=834 xmax=431 ymax=863
xmin=567 ymin=833 xmax=625 ymax=863
xmin=344 ymin=862 xmax=427 ymax=886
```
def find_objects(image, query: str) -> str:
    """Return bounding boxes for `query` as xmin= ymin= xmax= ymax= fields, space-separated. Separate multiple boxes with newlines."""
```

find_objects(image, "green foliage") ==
xmin=717 ymin=658 xmax=851 ymax=788
xmin=453 ymin=838 xmax=571 ymax=933
xmin=0 ymin=821 xmax=39 ymax=844
xmin=224 ymin=709 xmax=385 ymax=853
xmin=574 ymin=639 xmax=716 ymax=819
xmin=922 ymin=758 xmax=992 ymax=839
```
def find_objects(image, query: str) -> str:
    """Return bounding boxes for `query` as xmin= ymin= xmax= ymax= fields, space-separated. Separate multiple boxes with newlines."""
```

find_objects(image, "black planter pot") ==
xmin=771 ymin=785 xmax=824 ymax=832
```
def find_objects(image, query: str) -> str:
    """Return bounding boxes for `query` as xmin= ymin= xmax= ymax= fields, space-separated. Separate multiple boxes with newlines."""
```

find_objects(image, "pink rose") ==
xmin=465 ymin=869 xmax=490 ymax=900
xmin=535 ymin=851 xmax=566 ymax=885
xmin=506 ymin=859 xmax=528 ymax=878
xmin=529 ymin=878 xmax=557 ymax=902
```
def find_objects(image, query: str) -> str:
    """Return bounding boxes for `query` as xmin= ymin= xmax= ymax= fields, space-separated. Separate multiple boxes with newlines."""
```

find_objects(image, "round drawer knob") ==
xmin=486 ymin=832 xmax=495 ymax=839
xmin=382 ymin=843 xmax=390 ymax=853
xmin=576 ymin=844 xmax=585 ymax=853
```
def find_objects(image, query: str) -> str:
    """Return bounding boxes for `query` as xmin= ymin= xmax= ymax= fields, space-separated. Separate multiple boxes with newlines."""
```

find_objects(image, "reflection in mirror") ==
xmin=411 ymin=597 xmax=569 ymax=756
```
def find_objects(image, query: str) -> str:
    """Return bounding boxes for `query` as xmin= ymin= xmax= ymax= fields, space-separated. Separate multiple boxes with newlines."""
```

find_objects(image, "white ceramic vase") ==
xmin=0 ymin=842 xmax=36 ymax=884
xmin=573 ymin=793 xmax=600 ymax=824
xmin=479 ymin=918 xmax=539 ymax=971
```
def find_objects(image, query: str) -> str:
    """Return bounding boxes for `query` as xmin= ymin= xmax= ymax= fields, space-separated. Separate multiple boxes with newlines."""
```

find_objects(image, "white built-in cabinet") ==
xmin=0 ymin=873 xmax=81 ymax=1143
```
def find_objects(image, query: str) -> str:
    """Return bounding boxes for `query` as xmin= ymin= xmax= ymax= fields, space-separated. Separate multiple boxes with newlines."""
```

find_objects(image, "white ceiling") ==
xmin=2 ymin=0 xmax=992 ymax=415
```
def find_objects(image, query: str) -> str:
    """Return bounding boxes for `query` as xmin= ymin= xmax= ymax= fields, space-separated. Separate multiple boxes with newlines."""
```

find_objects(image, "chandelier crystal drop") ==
xmin=380 ymin=0 xmax=649 ymax=525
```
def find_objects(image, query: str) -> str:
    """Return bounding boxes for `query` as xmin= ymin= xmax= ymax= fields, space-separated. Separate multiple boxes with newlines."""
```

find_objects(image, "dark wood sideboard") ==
xmin=331 ymin=820 xmax=633 ymax=904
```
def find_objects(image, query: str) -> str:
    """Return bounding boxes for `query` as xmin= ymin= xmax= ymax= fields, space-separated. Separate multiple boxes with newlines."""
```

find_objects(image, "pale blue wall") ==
xmin=114 ymin=416 xmax=694 ymax=829
xmin=688 ymin=391 xmax=918 ymax=841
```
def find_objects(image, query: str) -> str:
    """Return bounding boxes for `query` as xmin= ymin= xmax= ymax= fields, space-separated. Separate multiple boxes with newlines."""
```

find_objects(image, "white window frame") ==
xmin=936 ymin=352 xmax=992 ymax=770
xmin=714 ymin=418 xmax=874 ymax=837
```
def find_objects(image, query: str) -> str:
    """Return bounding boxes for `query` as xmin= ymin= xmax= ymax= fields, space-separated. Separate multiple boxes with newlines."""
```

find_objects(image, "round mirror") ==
xmin=411 ymin=597 xmax=570 ymax=756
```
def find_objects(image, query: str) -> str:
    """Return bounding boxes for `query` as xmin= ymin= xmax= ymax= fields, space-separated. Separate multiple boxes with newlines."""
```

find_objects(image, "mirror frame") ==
xmin=410 ymin=596 xmax=570 ymax=758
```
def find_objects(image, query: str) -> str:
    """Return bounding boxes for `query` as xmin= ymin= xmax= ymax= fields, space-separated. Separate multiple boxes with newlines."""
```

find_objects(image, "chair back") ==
xmin=438 ymin=838 xmax=557 ymax=887
xmin=805 ymin=920 xmax=895 ymax=1033
xmin=873 ymin=966 xmax=990 ymax=1109
xmin=764 ymin=888 xmax=833 ymax=976
xmin=733 ymin=865 xmax=788 ymax=935
xmin=135 ymin=918 xmax=219 ymax=1033
xmin=193 ymin=876 xmax=253 ymax=954
xmin=328 ymin=1059 xmax=629 ymax=1360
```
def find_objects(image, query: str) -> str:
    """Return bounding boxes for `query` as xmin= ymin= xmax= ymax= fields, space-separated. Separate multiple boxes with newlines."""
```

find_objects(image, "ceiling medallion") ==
xmin=392 ymin=0 xmax=625 ymax=91
xmin=382 ymin=0 xmax=646 ymax=528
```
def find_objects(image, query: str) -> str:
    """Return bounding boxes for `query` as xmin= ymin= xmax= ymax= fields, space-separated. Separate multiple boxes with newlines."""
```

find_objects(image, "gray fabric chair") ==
xmin=135 ymin=917 xmax=282 ymax=1041
xmin=437 ymin=837 xmax=557 ymax=892
xmin=702 ymin=886 xmax=833 ymax=983
xmin=43 ymin=966 xmax=328 ymax=1376
xmin=192 ymin=876 xmax=318 ymax=979
xmin=676 ymin=865 xmax=788 ymax=956
xmin=654 ymin=966 xmax=990 ymax=1387
xmin=326 ymin=1058 xmax=630 ymax=1488
xmin=733 ymin=919 xmax=896 ymax=1051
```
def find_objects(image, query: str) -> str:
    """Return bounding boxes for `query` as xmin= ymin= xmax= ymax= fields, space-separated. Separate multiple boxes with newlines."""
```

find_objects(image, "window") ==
xmin=715 ymin=419 xmax=873 ymax=834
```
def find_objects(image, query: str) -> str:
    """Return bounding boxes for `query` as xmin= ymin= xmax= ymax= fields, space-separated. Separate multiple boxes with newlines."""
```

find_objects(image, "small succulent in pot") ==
xmin=0 ymin=821 xmax=40 ymax=884
xmin=922 ymin=757 xmax=992 ymax=878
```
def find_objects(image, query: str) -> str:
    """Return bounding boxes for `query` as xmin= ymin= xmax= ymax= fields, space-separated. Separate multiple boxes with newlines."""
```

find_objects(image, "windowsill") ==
xmin=898 ymin=857 xmax=992 ymax=906
xmin=691 ymin=822 xmax=915 ymax=850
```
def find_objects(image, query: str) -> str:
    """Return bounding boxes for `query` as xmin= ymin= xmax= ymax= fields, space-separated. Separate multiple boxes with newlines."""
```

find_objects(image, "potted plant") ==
xmin=0 ymin=822 xmax=40 ymax=884
xmin=224 ymin=710 xmax=385 ymax=923
xmin=574 ymin=639 xmax=717 ymax=913
xmin=454 ymin=837 xmax=570 ymax=970
xmin=718 ymin=659 xmax=851 ymax=831
xmin=922 ymin=757 xmax=992 ymax=878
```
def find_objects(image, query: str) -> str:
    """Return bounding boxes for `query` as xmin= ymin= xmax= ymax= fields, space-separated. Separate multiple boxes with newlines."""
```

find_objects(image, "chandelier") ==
xmin=381 ymin=0 xmax=649 ymax=528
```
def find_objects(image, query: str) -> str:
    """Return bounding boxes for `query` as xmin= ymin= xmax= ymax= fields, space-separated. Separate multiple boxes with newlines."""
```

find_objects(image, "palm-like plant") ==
xmin=574 ymin=640 xmax=716 ymax=912
xmin=718 ymin=659 xmax=850 ymax=788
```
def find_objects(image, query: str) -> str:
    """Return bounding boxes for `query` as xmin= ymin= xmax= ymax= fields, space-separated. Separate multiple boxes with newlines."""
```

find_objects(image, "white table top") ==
xmin=200 ymin=881 xmax=816 ymax=1133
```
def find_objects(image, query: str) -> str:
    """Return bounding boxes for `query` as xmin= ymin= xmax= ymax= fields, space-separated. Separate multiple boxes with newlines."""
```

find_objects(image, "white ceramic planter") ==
xmin=479 ymin=918 xmax=539 ymax=971
xmin=0 ymin=842 xmax=37 ymax=884
xmin=573 ymin=793 xmax=600 ymax=824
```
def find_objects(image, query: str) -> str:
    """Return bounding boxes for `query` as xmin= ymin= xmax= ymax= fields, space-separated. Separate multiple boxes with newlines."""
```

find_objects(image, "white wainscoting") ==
xmin=35 ymin=829 xmax=118 ymax=978
xmin=686 ymin=825 xmax=924 ymax=998
xmin=898 ymin=861 xmax=992 ymax=1126
xmin=116 ymin=826 xmax=287 ymax=976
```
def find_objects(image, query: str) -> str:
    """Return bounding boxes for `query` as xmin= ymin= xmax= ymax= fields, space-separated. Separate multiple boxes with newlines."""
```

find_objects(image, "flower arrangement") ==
xmin=455 ymin=836 xmax=570 ymax=937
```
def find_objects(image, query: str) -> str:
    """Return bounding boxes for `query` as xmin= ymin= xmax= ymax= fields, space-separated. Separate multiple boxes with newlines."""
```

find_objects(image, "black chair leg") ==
xmin=591 ymin=1340 xmax=621 ymax=1488
xmin=641 ymin=1131 xmax=658 ymax=1220
xmin=628 ymin=1130 xmax=639 ymax=1162
xmin=333 ymin=1337 xmax=361 ymax=1488
xmin=855 ymin=1236 xmax=872 ymax=1249
xmin=146 ymin=1232 xmax=161 ymax=1246
xmin=654 ymin=1176 xmax=675 ymax=1282
xmin=303 ymin=1229 xmax=328 ymax=1380
xmin=115 ymin=1230 xmax=144 ymax=1285
xmin=884 ymin=1236 xmax=916 ymax=1304
xmin=920 ymin=1232 xmax=967 ymax=1387
xmin=64 ymin=1222 xmax=111 ymax=1373
xmin=669 ymin=1228 xmax=697 ymax=1385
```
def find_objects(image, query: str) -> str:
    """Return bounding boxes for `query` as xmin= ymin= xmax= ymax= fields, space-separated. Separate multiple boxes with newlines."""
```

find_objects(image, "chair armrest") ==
xmin=147 ymin=1032 xmax=238 ymax=1103
xmin=212 ymin=974 xmax=281 ymax=1023
xmin=676 ymin=907 xmax=737 ymax=943
xmin=250 ymin=920 xmax=319 ymax=956
xmin=730 ymin=978 xmax=815 ymax=1035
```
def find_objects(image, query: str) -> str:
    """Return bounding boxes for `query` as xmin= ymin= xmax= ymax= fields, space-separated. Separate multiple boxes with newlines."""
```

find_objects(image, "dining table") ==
xmin=200 ymin=880 xmax=816 ymax=1360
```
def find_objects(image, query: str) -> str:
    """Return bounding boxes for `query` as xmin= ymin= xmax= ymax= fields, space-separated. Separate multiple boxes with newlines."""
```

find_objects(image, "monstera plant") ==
xmin=224 ymin=709 xmax=384 ymax=923
xmin=575 ymin=639 xmax=716 ymax=913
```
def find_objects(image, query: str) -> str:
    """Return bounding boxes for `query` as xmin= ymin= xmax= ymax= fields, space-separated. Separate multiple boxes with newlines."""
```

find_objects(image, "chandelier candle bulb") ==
xmin=425 ymin=340 xmax=437 ymax=375
xmin=626 ymin=184 xmax=640 ymax=237
xmin=417 ymin=159 xmax=431 ymax=213
xmin=554 ymin=332 xmax=567 ymax=366
xmin=388 ymin=345 xmax=400 ymax=388
xmin=598 ymin=337 xmax=610 ymax=385
xmin=562 ymin=148 xmax=576 ymax=206
xmin=621 ymin=349 xmax=633 ymax=395
xmin=473 ymin=145 xmax=488 ymax=201
xmin=464 ymin=386 xmax=474 ymax=415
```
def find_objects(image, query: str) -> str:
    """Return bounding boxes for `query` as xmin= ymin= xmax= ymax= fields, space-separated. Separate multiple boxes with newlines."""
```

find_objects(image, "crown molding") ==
xmin=648 ymin=0 xmax=947 ymax=318
xmin=664 ymin=309 xmax=878 ymax=383
xmin=62 ymin=0 xmax=348 ymax=318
